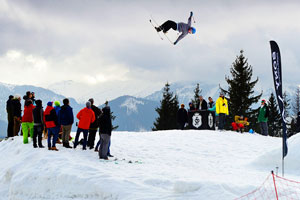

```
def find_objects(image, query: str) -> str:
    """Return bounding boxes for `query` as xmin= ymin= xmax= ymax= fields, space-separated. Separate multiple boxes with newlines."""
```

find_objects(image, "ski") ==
xmin=149 ymin=15 xmax=174 ymax=45
xmin=149 ymin=19 xmax=164 ymax=40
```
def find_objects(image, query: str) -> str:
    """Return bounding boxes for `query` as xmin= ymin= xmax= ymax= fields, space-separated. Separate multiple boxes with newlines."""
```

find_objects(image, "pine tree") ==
xmin=153 ymin=82 xmax=179 ymax=130
xmin=268 ymin=92 xmax=281 ymax=137
xmin=292 ymin=86 xmax=300 ymax=116
xmin=221 ymin=50 xmax=262 ymax=130
xmin=191 ymin=83 xmax=202 ymax=107
xmin=110 ymin=111 xmax=119 ymax=130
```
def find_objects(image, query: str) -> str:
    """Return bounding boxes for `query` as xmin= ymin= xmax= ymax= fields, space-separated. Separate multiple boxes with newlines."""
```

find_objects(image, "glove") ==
xmin=190 ymin=11 xmax=193 ymax=16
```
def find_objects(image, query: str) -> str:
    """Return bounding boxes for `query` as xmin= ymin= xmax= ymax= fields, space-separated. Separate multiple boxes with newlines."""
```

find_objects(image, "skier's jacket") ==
xmin=33 ymin=106 xmax=44 ymax=126
xmin=177 ymin=108 xmax=188 ymax=124
xmin=258 ymin=104 xmax=269 ymax=123
xmin=54 ymin=106 xmax=61 ymax=126
xmin=60 ymin=105 xmax=74 ymax=126
xmin=197 ymin=99 xmax=208 ymax=111
xmin=89 ymin=105 xmax=102 ymax=130
xmin=22 ymin=104 xmax=35 ymax=122
xmin=216 ymin=96 xmax=229 ymax=115
xmin=44 ymin=106 xmax=58 ymax=128
xmin=175 ymin=12 xmax=192 ymax=44
xmin=99 ymin=106 xmax=112 ymax=135
xmin=12 ymin=99 xmax=22 ymax=118
xmin=234 ymin=115 xmax=249 ymax=126
xmin=77 ymin=107 xmax=95 ymax=130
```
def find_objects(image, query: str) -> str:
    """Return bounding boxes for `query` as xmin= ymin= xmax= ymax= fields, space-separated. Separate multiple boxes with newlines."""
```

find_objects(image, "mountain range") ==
xmin=0 ymin=80 xmax=299 ymax=138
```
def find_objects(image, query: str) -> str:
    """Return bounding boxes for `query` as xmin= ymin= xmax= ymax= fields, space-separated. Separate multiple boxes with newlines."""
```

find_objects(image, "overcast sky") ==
xmin=0 ymin=0 xmax=299 ymax=97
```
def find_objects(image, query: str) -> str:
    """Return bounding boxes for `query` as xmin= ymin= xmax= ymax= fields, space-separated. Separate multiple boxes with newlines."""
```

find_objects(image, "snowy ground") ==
xmin=0 ymin=130 xmax=300 ymax=200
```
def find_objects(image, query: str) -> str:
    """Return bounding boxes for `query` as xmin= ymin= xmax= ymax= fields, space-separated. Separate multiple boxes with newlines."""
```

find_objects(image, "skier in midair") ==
xmin=155 ymin=11 xmax=196 ymax=45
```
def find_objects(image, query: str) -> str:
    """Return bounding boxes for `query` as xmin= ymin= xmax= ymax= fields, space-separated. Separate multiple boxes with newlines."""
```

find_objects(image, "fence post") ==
xmin=271 ymin=171 xmax=279 ymax=200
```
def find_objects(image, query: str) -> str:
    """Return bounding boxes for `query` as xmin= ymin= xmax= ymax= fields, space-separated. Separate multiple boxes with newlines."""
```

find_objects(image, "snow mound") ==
xmin=250 ymin=132 xmax=300 ymax=175
xmin=0 ymin=130 xmax=299 ymax=200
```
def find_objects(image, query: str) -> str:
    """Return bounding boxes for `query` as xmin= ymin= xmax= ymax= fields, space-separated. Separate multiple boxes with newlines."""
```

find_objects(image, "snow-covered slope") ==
xmin=1 ymin=130 xmax=300 ymax=199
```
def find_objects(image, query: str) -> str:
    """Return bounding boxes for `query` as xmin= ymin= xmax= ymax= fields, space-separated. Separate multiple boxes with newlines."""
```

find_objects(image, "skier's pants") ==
xmin=62 ymin=124 xmax=72 ymax=144
xmin=99 ymin=134 xmax=111 ymax=159
xmin=33 ymin=125 xmax=43 ymax=147
xmin=47 ymin=127 xmax=59 ymax=148
xmin=87 ymin=129 xmax=97 ymax=148
xmin=22 ymin=122 xmax=34 ymax=144
xmin=159 ymin=20 xmax=177 ymax=32
xmin=259 ymin=122 xmax=268 ymax=136
xmin=219 ymin=113 xmax=226 ymax=130
xmin=74 ymin=128 xmax=88 ymax=149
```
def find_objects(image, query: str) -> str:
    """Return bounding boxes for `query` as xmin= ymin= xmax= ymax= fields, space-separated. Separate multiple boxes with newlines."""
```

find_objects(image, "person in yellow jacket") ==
xmin=216 ymin=92 xmax=229 ymax=130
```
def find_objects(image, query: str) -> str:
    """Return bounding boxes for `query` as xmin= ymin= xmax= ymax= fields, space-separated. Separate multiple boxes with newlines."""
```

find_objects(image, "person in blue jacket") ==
xmin=59 ymin=98 xmax=74 ymax=148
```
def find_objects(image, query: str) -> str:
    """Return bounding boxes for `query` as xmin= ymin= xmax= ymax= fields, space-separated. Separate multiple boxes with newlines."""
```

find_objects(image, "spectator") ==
xmin=6 ymin=95 xmax=14 ymax=138
xmin=188 ymin=102 xmax=196 ymax=112
xmin=87 ymin=98 xmax=102 ymax=150
xmin=22 ymin=99 xmax=35 ymax=144
xmin=44 ymin=102 xmax=59 ymax=151
xmin=32 ymin=100 xmax=45 ymax=148
xmin=177 ymin=104 xmax=188 ymax=130
xmin=31 ymin=92 xmax=36 ymax=105
xmin=60 ymin=98 xmax=74 ymax=148
xmin=12 ymin=95 xmax=22 ymax=136
xmin=23 ymin=91 xmax=32 ymax=102
xmin=231 ymin=115 xmax=249 ymax=133
xmin=216 ymin=92 xmax=229 ymax=131
xmin=258 ymin=99 xmax=269 ymax=136
xmin=73 ymin=101 xmax=95 ymax=150
xmin=297 ymin=112 xmax=300 ymax=133
xmin=54 ymin=101 xmax=62 ymax=144
xmin=99 ymin=104 xmax=112 ymax=160
xmin=197 ymin=95 xmax=208 ymax=110
xmin=208 ymin=97 xmax=215 ymax=109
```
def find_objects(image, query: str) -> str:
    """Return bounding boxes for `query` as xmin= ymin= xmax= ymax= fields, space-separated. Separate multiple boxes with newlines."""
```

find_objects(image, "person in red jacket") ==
xmin=22 ymin=99 xmax=35 ymax=144
xmin=73 ymin=101 xmax=95 ymax=150
xmin=44 ymin=102 xmax=59 ymax=151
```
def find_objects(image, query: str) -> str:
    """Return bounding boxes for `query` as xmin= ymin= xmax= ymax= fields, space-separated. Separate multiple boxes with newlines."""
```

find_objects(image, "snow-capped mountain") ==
xmin=99 ymin=95 xmax=159 ymax=132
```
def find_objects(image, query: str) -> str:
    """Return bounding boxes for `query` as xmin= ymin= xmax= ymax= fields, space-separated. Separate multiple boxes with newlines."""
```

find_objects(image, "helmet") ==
xmin=190 ymin=27 xmax=196 ymax=34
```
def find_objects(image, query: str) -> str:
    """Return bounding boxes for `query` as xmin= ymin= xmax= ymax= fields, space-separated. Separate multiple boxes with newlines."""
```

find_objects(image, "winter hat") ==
xmin=14 ymin=94 xmax=21 ymax=99
xmin=88 ymin=98 xmax=94 ymax=105
xmin=47 ymin=101 xmax=53 ymax=107
xmin=190 ymin=27 xmax=196 ymax=34
xmin=261 ymin=99 xmax=266 ymax=103
xmin=220 ymin=91 xmax=224 ymax=96
xmin=86 ymin=101 xmax=91 ymax=108
xmin=181 ymin=104 xmax=185 ymax=107
xmin=54 ymin=101 xmax=60 ymax=107
xmin=189 ymin=102 xmax=193 ymax=105
xmin=36 ymin=99 xmax=42 ymax=107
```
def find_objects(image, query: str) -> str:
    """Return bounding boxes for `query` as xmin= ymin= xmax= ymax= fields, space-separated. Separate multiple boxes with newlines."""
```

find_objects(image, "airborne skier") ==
xmin=155 ymin=11 xmax=196 ymax=45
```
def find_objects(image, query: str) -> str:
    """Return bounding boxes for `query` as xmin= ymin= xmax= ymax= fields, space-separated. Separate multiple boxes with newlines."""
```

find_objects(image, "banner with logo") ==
xmin=270 ymin=40 xmax=288 ymax=158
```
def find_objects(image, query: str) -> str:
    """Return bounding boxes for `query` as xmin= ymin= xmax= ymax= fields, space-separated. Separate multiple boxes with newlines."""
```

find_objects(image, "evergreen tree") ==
xmin=153 ymin=82 xmax=179 ymax=130
xmin=268 ymin=92 xmax=281 ymax=137
xmin=221 ymin=50 xmax=262 ymax=130
xmin=191 ymin=83 xmax=202 ymax=107
xmin=110 ymin=111 xmax=119 ymax=130
xmin=292 ymin=86 xmax=300 ymax=116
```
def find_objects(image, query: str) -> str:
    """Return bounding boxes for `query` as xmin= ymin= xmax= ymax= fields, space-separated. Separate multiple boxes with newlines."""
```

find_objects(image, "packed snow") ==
xmin=0 ymin=130 xmax=300 ymax=200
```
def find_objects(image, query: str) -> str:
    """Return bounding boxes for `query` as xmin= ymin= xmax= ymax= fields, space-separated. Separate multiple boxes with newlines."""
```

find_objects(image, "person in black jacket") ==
xmin=177 ymin=104 xmax=188 ymax=130
xmin=98 ymin=105 xmax=112 ymax=160
xmin=59 ymin=98 xmax=74 ymax=148
xmin=297 ymin=112 xmax=300 ymax=133
xmin=87 ymin=98 xmax=102 ymax=150
xmin=6 ymin=95 xmax=14 ymax=138
xmin=12 ymin=95 xmax=22 ymax=136
xmin=32 ymin=100 xmax=45 ymax=148
xmin=196 ymin=96 xmax=208 ymax=111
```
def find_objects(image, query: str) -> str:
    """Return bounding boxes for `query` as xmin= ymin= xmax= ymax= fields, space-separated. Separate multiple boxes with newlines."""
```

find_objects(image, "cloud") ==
xmin=0 ymin=0 xmax=299 ymax=98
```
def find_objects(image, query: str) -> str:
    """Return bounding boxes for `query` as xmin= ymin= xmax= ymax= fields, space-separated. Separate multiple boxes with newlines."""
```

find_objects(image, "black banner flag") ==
xmin=270 ymin=40 xmax=288 ymax=158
